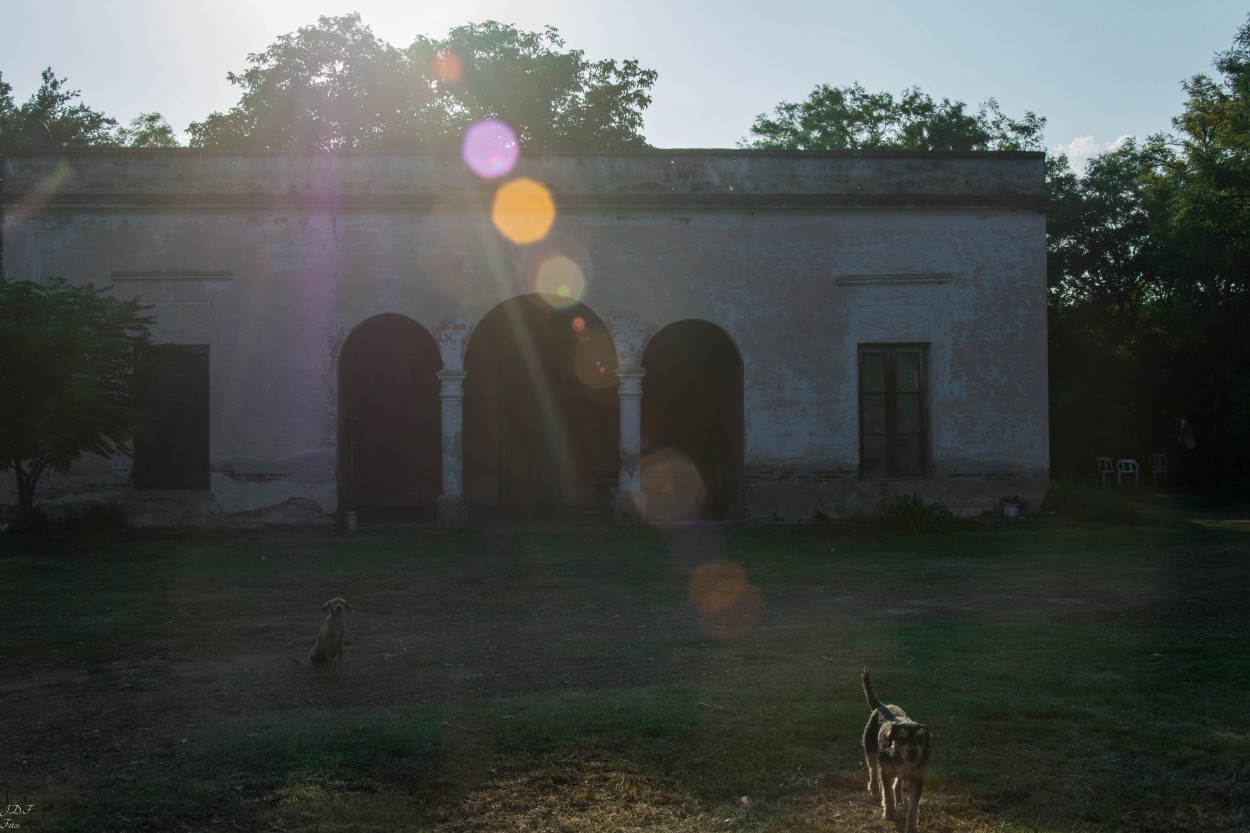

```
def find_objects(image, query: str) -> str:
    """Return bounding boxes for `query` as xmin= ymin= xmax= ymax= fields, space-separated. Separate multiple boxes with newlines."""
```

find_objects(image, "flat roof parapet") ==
xmin=1 ymin=149 xmax=1046 ymax=211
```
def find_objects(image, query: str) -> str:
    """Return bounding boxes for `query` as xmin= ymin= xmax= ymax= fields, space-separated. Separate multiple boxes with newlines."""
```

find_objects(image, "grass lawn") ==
xmin=1 ymin=492 xmax=1247 ymax=832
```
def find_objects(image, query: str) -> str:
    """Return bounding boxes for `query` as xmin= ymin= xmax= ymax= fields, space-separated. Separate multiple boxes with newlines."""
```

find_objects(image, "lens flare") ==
xmin=689 ymin=558 xmax=765 ymax=641
xmin=10 ymin=159 xmax=74 ymax=222
xmin=518 ymin=233 xmax=594 ymax=310
xmin=699 ymin=583 xmax=765 ymax=640
xmin=492 ymin=178 xmax=555 ymax=245
xmin=462 ymin=119 xmax=519 ymax=180
xmin=433 ymin=50 xmax=463 ymax=82
xmin=534 ymin=255 xmax=586 ymax=309
xmin=640 ymin=450 xmax=706 ymax=522
xmin=663 ymin=522 xmax=725 ymax=573
xmin=572 ymin=330 xmax=617 ymax=390
xmin=689 ymin=558 xmax=748 ymax=614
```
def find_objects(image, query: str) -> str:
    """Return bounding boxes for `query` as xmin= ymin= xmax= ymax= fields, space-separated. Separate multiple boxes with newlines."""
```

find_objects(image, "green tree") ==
xmin=187 ymin=14 xmax=424 ymax=149
xmin=117 ymin=112 xmax=180 ymax=148
xmin=412 ymin=21 xmax=656 ymax=150
xmin=1048 ymin=141 xmax=1166 ymax=330
xmin=1047 ymin=15 xmax=1250 ymax=489
xmin=0 ymin=277 xmax=152 ymax=531
xmin=1045 ymin=143 xmax=1180 ymax=475
xmin=0 ymin=68 xmax=117 ymax=148
xmin=0 ymin=68 xmax=178 ymax=149
xmin=188 ymin=14 xmax=656 ymax=151
xmin=742 ymin=83 xmax=1045 ymax=151
xmin=1151 ymin=17 xmax=1250 ymax=487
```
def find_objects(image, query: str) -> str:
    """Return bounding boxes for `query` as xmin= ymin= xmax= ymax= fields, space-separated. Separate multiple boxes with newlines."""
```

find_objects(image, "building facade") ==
xmin=0 ymin=149 xmax=1049 ymax=527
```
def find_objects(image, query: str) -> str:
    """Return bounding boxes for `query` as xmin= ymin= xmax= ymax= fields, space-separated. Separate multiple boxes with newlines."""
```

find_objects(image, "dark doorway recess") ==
xmin=338 ymin=314 xmax=441 ymax=524
xmin=133 ymin=344 xmax=210 ymax=491
xmin=464 ymin=295 xmax=619 ymax=523
xmin=641 ymin=320 xmax=745 ymax=519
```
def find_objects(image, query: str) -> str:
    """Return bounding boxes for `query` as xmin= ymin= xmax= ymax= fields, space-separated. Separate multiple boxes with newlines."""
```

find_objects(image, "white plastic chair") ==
xmin=1096 ymin=457 xmax=1114 ymax=486
xmin=1149 ymin=453 xmax=1167 ymax=486
xmin=1116 ymin=458 xmax=1139 ymax=487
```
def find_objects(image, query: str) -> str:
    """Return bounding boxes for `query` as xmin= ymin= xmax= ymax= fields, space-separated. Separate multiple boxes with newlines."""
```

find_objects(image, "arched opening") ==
xmin=641 ymin=320 xmax=745 ymax=520
xmin=464 ymin=295 xmax=619 ymax=521
xmin=337 ymin=314 xmax=441 ymax=523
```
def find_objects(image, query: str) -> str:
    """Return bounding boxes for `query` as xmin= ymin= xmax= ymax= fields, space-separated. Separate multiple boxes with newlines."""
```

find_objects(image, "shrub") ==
xmin=876 ymin=487 xmax=952 ymax=533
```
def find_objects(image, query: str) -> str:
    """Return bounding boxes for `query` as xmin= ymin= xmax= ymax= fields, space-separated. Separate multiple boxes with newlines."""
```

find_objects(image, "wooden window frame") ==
xmin=858 ymin=343 xmax=930 ymax=480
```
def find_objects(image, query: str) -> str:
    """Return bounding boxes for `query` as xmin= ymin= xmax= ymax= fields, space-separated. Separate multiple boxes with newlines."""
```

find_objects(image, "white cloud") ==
xmin=1052 ymin=134 xmax=1134 ymax=170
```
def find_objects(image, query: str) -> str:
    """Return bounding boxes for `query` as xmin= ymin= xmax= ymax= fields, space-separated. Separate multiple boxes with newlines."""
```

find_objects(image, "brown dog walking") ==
xmin=862 ymin=666 xmax=930 ymax=833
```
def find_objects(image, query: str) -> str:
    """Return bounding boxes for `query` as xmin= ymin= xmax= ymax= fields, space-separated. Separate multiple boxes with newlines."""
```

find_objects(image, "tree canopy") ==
xmin=0 ymin=277 xmax=152 ymax=529
xmin=1154 ymin=21 xmax=1250 ymax=486
xmin=0 ymin=68 xmax=178 ymax=149
xmin=187 ymin=14 xmax=656 ymax=151
xmin=1047 ymin=15 xmax=1250 ymax=488
xmin=0 ymin=68 xmax=117 ymax=149
xmin=742 ymin=82 xmax=1046 ymax=151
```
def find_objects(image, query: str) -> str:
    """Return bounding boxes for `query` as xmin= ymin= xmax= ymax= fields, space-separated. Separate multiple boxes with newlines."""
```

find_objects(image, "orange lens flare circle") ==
xmin=433 ymin=51 xmax=463 ymax=82
xmin=689 ymin=558 xmax=748 ymax=614
xmin=689 ymin=558 xmax=764 ymax=641
xmin=492 ymin=178 xmax=555 ymax=245
xmin=698 ymin=584 xmax=764 ymax=641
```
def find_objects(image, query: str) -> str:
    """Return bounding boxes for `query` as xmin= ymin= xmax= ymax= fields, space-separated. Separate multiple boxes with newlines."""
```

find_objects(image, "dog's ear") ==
xmin=344 ymin=601 xmax=354 ymax=612
xmin=322 ymin=600 xmax=333 ymax=612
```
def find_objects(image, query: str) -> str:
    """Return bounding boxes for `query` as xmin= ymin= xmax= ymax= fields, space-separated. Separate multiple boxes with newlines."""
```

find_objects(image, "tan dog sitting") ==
xmin=307 ymin=597 xmax=353 ymax=667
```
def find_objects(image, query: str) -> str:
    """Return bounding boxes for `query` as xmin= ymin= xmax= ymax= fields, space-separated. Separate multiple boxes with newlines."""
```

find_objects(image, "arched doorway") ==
xmin=464 ymin=295 xmax=619 ymax=520
xmin=641 ymin=320 xmax=744 ymax=519
xmin=338 ymin=314 xmax=441 ymax=523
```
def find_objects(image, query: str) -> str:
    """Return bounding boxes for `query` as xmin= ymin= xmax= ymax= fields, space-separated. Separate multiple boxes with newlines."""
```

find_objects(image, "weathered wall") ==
xmin=0 ymin=149 xmax=1048 ymax=525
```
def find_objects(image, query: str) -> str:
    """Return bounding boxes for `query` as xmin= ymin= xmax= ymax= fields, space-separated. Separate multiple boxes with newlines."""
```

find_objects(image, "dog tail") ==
xmin=862 ymin=665 xmax=886 ymax=711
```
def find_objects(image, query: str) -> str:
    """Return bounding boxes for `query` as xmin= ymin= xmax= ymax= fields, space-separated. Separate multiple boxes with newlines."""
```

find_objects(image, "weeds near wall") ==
xmin=876 ymin=487 xmax=952 ymax=532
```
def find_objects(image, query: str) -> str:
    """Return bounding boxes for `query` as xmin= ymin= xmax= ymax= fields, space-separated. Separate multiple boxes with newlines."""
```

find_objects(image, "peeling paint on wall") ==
xmin=0 ymin=150 xmax=1048 ymax=525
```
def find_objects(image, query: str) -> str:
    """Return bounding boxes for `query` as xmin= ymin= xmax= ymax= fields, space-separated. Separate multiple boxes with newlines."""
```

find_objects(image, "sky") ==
xmin=3 ymin=0 xmax=1248 ymax=169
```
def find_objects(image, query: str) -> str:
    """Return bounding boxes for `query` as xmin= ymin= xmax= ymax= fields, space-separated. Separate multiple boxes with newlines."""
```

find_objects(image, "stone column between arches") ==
xmin=437 ymin=369 xmax=468 ymax=528
xmin=614 ymin=366 xmax=646 ymax=525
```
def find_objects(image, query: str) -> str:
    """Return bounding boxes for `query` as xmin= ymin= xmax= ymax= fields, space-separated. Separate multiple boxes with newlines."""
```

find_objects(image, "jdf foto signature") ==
xmin=1 ymin=806 xmax=34 ymax=829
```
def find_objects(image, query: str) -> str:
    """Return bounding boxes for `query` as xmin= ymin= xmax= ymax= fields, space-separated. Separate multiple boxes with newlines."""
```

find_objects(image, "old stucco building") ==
xmin=0 ymin=149 xmax=1048 ymax=527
